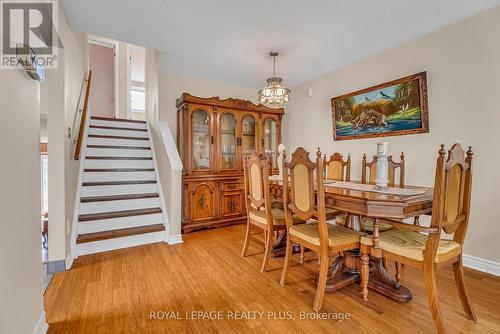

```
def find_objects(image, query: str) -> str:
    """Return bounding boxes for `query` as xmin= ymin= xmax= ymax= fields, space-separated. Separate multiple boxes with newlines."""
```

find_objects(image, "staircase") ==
xmin=76 ymin=116 xmax=166 ymax=256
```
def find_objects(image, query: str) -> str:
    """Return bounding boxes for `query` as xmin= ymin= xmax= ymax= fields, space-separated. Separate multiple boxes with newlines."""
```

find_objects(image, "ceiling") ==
xmin=63 ymin=0 xmax=500 ymax=88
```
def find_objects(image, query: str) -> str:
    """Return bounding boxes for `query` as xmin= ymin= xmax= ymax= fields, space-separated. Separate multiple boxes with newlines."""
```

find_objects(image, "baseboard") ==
xmin=32 ymin=311 xmax=48 ymax=334
xmin=47 ymin=260 xmax=66 ymax=274
xmin=66 ymin=252 xmax=74 ymax=270
xmin=463 ymin=254 xmax=500 ymax=277
xmin=168 ymin=234 xmax=183 ymax=245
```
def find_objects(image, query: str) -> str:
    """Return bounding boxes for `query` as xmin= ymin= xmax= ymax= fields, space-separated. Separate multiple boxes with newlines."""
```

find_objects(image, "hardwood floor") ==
xmin=44 ymin=225 xmax=500 ymax=333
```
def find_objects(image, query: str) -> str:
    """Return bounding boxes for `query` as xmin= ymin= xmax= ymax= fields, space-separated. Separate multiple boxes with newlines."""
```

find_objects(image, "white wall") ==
xmin=45 ymin=1 xmax=88 ymax=264
xmin=158 ymin=71 xmax=258 ymax=138
xmin=284 ymin=7 xmax=500 ymax=262
xmin=0 ymin=70 xmax=45 ymax=333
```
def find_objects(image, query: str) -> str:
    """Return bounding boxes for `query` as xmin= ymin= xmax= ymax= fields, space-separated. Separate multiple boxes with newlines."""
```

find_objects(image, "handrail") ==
xmin=70 ymin=72 xmax=88 ymax=141
xmin=74 ymin=70 xmax=92 ymax=160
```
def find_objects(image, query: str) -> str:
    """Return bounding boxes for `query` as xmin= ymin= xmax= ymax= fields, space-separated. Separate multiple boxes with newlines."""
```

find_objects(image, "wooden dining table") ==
xmin=268 ymin=179 xmax=434 ymax=302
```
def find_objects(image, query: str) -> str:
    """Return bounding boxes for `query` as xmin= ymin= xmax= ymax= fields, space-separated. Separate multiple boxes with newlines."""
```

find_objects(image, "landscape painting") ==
xmin=331 ymin=72 xmax=429 ymax=140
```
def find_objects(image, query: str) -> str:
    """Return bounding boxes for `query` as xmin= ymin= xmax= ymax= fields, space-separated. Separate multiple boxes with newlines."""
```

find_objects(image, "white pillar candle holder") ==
xmin=375 ymin=142 xmax=389 ymax=190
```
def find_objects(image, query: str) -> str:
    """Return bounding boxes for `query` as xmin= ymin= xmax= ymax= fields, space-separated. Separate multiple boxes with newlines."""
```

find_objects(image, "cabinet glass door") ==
xmin=263 ymin=118 xmax=278 ymax=169
xmin=191 ymin=109 xmax=211 ymax=170
xmin=220 ymin=113 xmax=237 ymax=170
xmin=241 ymin=115 xmax=256 ymax=157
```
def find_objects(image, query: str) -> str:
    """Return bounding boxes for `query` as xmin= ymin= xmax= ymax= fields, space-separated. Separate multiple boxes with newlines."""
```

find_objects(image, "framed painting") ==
xmin=331 ymin=72 xmax=429 ymax=141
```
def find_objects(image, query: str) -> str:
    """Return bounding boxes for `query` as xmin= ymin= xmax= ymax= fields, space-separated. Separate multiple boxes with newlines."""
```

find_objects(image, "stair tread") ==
xmin=82 ymin=180 xmax=157 ymax=187
xmin=89 ymin=134 xmax=149 ymax=140
xmin=79 ymin=207 xmax=162 ymax=222
xmin=84 ymin=168 xmax=154 ymax=172
xmin=90 ymin=125 xmax=147 ymax=132
xmin=81 ymin=193 xmax=160 ymax=203
xmin=86 ymin=156 xmax=152 ymax=160
xmin=87 ymin=145 xmax=151 ymax=150
xmin=76 ymin=224 xmax=164 ymax=244
xmin=91 ymin=116 xmax=146 ymax=124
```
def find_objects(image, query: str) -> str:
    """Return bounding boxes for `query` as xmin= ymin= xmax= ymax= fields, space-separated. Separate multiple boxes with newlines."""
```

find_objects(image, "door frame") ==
xmin=126 ymin=44 xmax=146 ymax=120
xmin=88 ymin=35 xmax=119 ymax=118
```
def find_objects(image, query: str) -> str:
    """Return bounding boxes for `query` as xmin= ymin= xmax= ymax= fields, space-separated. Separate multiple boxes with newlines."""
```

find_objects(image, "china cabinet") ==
xmin=177 ymin=93 xmax=284 ymax=233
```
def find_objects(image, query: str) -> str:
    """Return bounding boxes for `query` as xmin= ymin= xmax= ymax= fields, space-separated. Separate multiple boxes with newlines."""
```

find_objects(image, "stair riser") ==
xmin=85 ymin=159 xmax=154 ymax=169
xmin=90 ymin=119 xmax=147 ymax=130
xmin=78 ymin=213 xmax=163 ymax=234
xmin=76 ymin=231 xmax=165 ymax=256
xmin=81 ymin=183 xmax=158 ymax=197
xmin=89 ymin=127 xmax=149 ymax=138
xmin=87 ymin=137 xmax=151 ymax=147
xmin=86 ymin=148 xmax=152 ymax=158
xmin=83 ymin=171 xmax=155 ymax=182
xmin=80 ymin=197 xmax=160 ymax=215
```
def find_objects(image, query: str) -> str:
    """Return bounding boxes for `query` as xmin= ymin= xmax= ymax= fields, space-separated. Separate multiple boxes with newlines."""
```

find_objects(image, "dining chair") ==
xmin=321 ymin=152 xmax=351 ymax=220
xmin=360 ymin=144 xmax=476 ymax=334
xmin=279 ymin=147 xmax=362 ymax=311
xmin=241 ymin=152 xmax=303 ymax=272
xmin=324 ymin=152 xmax=351 ymax=181
xmin=362 ymin=152 xmax=405 ymax=187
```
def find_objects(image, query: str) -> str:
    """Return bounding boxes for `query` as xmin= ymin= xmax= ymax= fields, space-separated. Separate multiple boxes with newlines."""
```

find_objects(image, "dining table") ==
xmin=268 ymin=179 xmax=434 ymax=302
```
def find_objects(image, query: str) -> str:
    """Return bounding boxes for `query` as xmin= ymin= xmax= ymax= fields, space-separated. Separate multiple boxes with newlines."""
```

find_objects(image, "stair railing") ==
xmin=73 ymin=70 xmax=92 ymax=160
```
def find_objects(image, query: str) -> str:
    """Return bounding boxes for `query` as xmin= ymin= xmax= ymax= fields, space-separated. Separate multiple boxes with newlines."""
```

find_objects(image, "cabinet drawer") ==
xmin=221 ymin=192 xmax=243 ymax=217
xmin=222 ymin=182 xmax=242 ymax=191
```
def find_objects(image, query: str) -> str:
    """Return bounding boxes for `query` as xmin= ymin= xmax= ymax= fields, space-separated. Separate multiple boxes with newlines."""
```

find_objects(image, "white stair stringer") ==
xmin=75 ymin=116 xmax=168 ymax=256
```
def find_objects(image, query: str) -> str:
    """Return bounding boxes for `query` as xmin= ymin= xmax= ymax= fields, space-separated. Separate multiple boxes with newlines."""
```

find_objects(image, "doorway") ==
xmin=89 ymin=40 xmax=117 ymax=118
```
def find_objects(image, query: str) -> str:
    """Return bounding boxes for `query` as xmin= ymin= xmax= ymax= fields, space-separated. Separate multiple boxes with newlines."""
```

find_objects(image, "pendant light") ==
xmin=258 ymin=51 xmax=291 ymax=105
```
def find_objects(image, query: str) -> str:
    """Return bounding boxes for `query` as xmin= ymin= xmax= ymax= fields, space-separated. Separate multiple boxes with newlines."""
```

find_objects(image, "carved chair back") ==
xmin=362 ymin=152 xmax=406 ymax=187
xmin=283 ymin=147 xmax=329 ymax=253
xmin=244 ymin=152 xmax=272 ymax=222
xmin=425 ymin=144 xmax=473 ymax=261
xmin=324 ymin=152 xmax=351 ymax=181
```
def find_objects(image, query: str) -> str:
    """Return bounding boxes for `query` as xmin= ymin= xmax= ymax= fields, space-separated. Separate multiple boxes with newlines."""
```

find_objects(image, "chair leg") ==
xmin=360 ymin=245 xmax=370 ymax=301
xmin=261 ymin=227 xmax=273 ymax=273
xmin=279 ymin=235 xmax=293 ymax=287
xmin=313 ymin=252 xmax=329 ymax=312
xmin=241 ymin=221 xmax=252 ymax=258
xmin=424 ymin=262 xmax=445 ymax=334
xmin=395 ymin=262 xmax=402 ymax=284
xmin=299 ymin=246 xmax=305 ymax=264
xmin=453 ymin=258 xmax=477 ymax=322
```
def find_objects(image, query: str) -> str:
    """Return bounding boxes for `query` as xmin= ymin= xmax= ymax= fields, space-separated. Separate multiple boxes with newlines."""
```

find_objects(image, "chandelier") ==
xmin=258 ymin=51 xmax=291 ymax=105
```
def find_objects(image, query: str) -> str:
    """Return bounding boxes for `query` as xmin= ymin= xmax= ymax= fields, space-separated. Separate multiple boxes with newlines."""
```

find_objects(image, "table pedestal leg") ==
xmin=271 ymin=231 xmax=300 ymax=257
xmin=367 ymin=258 xmax=412 ymax=302
xmin=320 ymin=214 xmax=412 ymax=302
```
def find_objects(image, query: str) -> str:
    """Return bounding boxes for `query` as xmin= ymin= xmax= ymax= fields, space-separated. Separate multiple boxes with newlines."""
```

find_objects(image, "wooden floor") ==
xmin=45 ymin=225 xmax=500 ymax=334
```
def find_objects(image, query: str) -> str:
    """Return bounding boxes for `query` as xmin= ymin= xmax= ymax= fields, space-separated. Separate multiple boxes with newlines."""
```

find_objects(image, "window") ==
xmin=129 ymin=46 xmax=145 ymax=117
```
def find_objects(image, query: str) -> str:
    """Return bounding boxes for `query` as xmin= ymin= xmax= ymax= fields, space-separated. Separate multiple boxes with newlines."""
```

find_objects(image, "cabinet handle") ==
xmin=211 ymin=136 xmax=214 ymax=144
xmin=228 ymin=200 xmax=237 ymax=212
xmin=261 ymin=138 xmax=264 ymax=148
xmin=199 ymin=194 xmax=205 ymax=209
xmin=237 ymin=138 xmax=241 ymax=146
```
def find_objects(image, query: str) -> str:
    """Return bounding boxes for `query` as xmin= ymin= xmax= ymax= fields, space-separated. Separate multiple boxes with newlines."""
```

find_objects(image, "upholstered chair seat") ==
xmin=248 ymin=208 xmax=304 ymax=226
xmin=289 ymin=223 xmax=363 ymax=247
xmin=360 ymin=229 xmax=461 ymax=263
xmin=335 ymin=213 xmax=394 ymax=232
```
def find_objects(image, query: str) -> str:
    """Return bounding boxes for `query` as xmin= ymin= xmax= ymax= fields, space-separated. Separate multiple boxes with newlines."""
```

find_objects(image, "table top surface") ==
xmin=269 ymin=179 xmax=434 ymax=218
xmin=270 ymin=179 xmax=432 ymax=201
